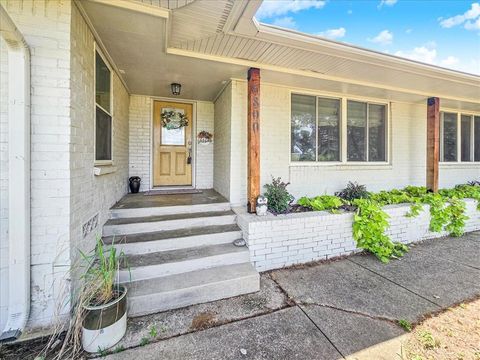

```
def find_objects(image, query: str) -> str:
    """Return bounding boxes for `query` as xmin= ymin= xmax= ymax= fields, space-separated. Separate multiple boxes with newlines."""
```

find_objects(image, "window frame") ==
xmin=94 ymin=43 xmax=114 ymax=166
xmin=440 ymin=110 xmax=480 ymax=165
xmin=290 ymin=92 xmax=390 ymax=165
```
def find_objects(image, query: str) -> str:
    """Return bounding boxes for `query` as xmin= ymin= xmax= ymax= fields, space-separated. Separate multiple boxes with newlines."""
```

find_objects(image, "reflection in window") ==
xmin=461 ymin=115 xmax=472 ymax=162
xmin=347 ymin=101 xmax=367 ymax=161
xmin=291 ymin=94 xmax=316 ymax=161
xmin=95 ymin=50 xmax=112 ymax=162
xmin=475 ymin=116 xmax=480 ymax=162
xmin=318 ymin=98 xmax=340 ymax=161
xmin=442 ymin=112 xmax=457 ymax=162
xmin=95 ymin=107 xmax=112 ymax=161
xmin=368 ymin=104 xmax=386 ymax=162
xmin=95 ymin=52 xmax=111 ymax=113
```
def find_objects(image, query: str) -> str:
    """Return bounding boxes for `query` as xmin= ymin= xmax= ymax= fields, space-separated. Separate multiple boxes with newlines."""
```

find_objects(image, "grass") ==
xmin=398 ymin=319 xmax=413 ymax=332
xmin=403 ymin=299 xmax=480 ymax=360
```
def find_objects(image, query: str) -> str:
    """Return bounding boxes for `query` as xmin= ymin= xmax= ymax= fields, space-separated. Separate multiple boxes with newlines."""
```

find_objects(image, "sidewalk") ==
xmin=105 ymin=232 xmax=480 ymax=360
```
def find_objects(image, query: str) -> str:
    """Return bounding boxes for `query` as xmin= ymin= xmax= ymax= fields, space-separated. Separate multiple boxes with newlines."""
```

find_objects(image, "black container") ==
xmin=129 ymin=176 xmax=141 ymax=193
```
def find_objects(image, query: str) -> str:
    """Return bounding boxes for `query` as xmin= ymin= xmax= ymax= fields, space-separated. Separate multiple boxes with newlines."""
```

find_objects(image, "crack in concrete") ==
xmin=297 ymin=301 xmax=402 ymax=325
xmin=346 ymin=258 xmax=443 ymax=308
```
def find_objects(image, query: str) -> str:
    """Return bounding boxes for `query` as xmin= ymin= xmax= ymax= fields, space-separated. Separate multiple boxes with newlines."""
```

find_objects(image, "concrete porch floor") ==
xmin=103 ymin=232 xmax=480 ymax=360
xmin=112 ymin=189 xmax=228 ymax=209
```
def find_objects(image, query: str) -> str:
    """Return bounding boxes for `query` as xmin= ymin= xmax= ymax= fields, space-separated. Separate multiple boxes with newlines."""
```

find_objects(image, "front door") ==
xmin=153 ymin=101 xmax=193 ymax=186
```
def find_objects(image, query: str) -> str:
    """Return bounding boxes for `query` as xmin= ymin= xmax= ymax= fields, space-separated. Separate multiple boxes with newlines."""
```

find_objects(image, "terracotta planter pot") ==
xmin=82 ymin=285 xmax=127 ymax=353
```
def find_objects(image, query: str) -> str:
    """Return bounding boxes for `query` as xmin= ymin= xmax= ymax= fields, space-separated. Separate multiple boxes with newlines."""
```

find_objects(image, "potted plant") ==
xmin=80 ymin=237 xmax=128 ymax=353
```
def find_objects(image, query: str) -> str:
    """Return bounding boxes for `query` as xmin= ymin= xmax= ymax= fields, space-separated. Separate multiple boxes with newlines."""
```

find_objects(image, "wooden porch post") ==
xmin=426 ymin=97 xmax=440 ymax=192
xmin=247 ymin=68 xmax=260 ymax=213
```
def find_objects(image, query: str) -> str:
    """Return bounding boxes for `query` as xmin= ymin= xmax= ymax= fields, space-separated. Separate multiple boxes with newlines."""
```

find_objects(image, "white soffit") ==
xmin=166 ymin=0 xmax=479 ymax=107
xmin=81 ymin=0 xmax=247 ymax=100
xmin=129 ymin=0 xmax=195 ymax=10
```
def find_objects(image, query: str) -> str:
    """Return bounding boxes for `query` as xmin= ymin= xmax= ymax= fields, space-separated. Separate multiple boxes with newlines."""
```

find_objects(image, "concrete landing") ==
xmin=112 ymin=189 xmax=227 ymax=209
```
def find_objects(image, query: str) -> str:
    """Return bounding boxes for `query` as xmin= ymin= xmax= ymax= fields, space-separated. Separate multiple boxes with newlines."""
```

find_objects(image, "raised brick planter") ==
xmin=236 ymin=199 xmax=480 ymax=272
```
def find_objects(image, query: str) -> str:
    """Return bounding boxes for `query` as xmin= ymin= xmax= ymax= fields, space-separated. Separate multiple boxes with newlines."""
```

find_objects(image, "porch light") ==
xmin=171 ymin=83 xmax=181 ymax=96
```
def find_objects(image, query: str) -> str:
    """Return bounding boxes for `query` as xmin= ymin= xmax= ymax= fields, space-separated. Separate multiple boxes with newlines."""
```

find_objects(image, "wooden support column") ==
xmin=426 ymin=97 xmax=440 ymax=192
xmin=247 ymin=68 xmax=260 ymax=213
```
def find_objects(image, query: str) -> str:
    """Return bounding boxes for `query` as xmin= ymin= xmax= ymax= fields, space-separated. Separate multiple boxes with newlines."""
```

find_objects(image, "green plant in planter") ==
xmin=80 ymin=237 xmax=127 ymax=305
xmin=79 ymin=236 xmax=130 ymax=353
xmin=263 ymin=176 xmax=294 ymax=214
xmin=298 ymin=195 xmax=344 ymax=213
xmin=335 ymin=182 xmax=370 ymax=202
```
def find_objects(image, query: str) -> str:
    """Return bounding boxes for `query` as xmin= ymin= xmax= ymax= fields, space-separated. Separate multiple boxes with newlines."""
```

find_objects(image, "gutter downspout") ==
xmin=0 ymin=4 xmax=31 ymax=342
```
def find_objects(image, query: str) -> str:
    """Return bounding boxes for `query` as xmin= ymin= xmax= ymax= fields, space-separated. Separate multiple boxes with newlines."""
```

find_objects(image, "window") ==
xmin=318 ymin=98 xmax=341 ymax=161
xmin=347 ymin=101 xmax=387 ymax=162
xmin=95 ymin=50 xmax=112 ymax=162
xmin=475 ymin=116 xmax=480 ymax=161
xmin=441 ymin=112 xmax=480 ymax=163
xmin=291 ymin=94 xmax=388 ymax=163
xmin=291 ymin=94 xmax=316 ymax=161
xmin=461 ymin=115 xmax=471 ymax=162
xmin=442 ymin=112 xmax=457 ymax=162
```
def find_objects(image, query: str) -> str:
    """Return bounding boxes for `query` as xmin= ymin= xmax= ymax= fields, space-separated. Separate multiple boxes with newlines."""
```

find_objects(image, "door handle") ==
xmin=187 ymin=141 xmax=192 ymax=164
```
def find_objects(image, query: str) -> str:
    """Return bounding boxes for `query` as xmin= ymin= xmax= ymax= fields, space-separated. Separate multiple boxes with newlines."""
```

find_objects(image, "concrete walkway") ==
xmin=105 ymin=232 xmax=480 ymax=360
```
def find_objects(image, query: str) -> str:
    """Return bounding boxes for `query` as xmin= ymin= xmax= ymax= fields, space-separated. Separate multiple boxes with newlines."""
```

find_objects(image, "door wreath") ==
xmin=161 ymin=110 xmax=188 ymax=130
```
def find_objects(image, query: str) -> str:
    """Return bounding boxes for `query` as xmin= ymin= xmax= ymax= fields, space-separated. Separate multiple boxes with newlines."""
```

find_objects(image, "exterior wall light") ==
xmin=171 ymin=83 xmax=181 ymax=95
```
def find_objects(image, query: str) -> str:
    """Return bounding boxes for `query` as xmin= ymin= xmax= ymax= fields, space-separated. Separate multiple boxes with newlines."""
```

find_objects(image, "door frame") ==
xmin=149 ymin=96 xmax=197 ymax=189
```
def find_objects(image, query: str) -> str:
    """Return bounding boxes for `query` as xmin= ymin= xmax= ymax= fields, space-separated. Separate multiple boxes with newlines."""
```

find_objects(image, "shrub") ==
xmin=298 ymin=195 xmax=344 ymax=213
xmin=335 ymin=182 xmax=370 ymax=201
xmin=263 ymin=177 xmax=294 ymax=214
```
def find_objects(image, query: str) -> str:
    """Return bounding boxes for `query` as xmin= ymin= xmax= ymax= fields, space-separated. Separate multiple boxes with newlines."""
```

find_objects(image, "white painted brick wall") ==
xmin=0 ymin=36 xmax=9 ymax=330
xmin=194 ymin=101 xmax=214 ymax=188
xmin=129 ymin=96 xmax=214 ymax=190
xmin=70 ymin=2 xmax=129 ymax=285
xmin=0 ymin=1 xmax=130 ymax=332
xmin=230 ymin=81 xmax=247 ymax=206
xmin=1 ymin=0 xmax=73 ymax=331
xmin=237 ymin=199 xmax=480 ymax=271
xmin=213 ymin=83 xmax=231 ymax=199
xmin=129 ymin=95 xmax=152 ymax=191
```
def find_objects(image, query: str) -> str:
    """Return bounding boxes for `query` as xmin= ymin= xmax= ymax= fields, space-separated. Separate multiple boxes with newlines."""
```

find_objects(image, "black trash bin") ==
xmin=129 ymin=176 xmax=141 ymax=193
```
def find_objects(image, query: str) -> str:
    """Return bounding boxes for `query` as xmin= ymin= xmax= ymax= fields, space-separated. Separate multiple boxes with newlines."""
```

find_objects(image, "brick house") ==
xmin=0 ymin=0 xmax=479 ymax=340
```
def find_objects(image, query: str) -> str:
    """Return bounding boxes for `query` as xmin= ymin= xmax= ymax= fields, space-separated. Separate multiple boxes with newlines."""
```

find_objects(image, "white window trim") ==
xmin=440 ymin=110 xmax=480 ymax=165
xmin=289 ymin=91 xmax=390 ymax=166
xmin=94 ymin=43 xmax=114 ymax=166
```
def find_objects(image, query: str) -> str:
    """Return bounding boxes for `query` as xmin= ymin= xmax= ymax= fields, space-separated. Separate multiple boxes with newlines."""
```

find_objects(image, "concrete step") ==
xmin=110 ymin=202 xmax=232 ymax=219
xmin=103 ymin=224 xmax=243 ymax=255
xmin=118 ymin=243 xmax=250 ymax=282
xmin=126 ymin=263 xmax=260 ymax=317
xmin=103 ymin=210 xmax=236 ymax=236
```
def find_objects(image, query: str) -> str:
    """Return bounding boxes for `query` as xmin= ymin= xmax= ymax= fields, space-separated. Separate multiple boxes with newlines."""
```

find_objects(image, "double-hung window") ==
xmin=441 ymin=111 xmax=480 ymax=162
xmin=291 ymin=94 xmax=387 ymax=163
xmin=95 ymin=49 xmax=112 ymax=163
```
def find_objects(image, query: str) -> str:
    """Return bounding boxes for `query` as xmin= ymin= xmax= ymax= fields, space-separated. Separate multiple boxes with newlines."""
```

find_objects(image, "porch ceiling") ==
xmin=79 ymin=0 xmax=247 ymax=101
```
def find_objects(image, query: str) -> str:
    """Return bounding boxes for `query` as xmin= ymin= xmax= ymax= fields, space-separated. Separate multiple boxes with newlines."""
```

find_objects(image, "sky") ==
xmin=255 ymin=0 xmax=480 ymax=75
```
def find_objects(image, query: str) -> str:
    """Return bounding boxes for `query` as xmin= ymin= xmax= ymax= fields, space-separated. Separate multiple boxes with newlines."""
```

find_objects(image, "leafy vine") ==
xmin=298 ymin=183 xmax=480 ymax=262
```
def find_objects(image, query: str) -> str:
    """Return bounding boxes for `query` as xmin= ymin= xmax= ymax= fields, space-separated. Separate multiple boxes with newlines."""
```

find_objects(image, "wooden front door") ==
xmin=153 ymin=101 xmax=193 ymax=186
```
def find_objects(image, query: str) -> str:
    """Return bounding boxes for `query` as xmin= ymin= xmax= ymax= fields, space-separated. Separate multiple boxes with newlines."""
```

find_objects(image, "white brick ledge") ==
xmin=235 ymin=199 xmax=480 ymax=272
